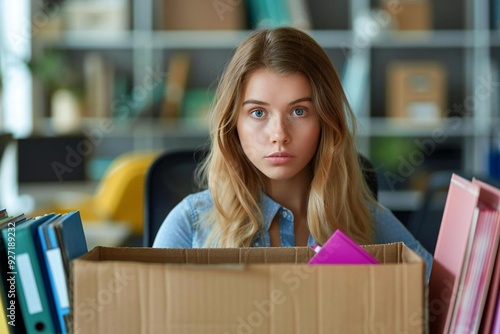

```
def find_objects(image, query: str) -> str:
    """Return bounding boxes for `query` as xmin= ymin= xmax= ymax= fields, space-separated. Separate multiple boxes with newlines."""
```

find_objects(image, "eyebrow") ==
xmin=242 ymin=97 xmax=312 ymax=106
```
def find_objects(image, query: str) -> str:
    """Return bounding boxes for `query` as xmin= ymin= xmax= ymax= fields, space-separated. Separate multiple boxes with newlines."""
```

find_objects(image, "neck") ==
xmin=266 ymin=177 xmax=309 ymax=218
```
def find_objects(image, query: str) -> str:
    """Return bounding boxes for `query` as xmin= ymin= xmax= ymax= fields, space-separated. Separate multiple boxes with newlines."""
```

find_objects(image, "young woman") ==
xmin=153 ymin=27 xmax=432 ymax=280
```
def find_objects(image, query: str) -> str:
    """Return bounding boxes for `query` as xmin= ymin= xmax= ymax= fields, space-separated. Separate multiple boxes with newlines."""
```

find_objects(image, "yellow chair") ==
xmin=53 ymin=151 xmax=161 ymax=235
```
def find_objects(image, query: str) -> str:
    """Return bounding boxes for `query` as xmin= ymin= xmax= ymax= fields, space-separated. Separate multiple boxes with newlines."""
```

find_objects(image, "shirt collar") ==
xmin=260 ymin=193 xmax=281 ymax=231
xmin=259 ymin=192 xmax=317 ymax=247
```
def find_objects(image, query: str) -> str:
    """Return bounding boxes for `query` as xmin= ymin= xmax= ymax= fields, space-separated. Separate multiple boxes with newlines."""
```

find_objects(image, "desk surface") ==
xmin=19 ymin=181 xmax=133 ymax=248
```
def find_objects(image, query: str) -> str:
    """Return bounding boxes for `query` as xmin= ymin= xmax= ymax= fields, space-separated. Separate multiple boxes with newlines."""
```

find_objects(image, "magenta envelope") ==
xmin=308 ymin=229 xmax=380 ymax=265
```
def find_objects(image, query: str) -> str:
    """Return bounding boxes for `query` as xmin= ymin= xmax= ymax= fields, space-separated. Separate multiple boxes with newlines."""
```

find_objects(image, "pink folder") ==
xmin=429 ymin=174 xmax=480 ymax=334
xmin=308 ymin=229 xmax=379 ymax=265
xmin=449 ymin=208 xmax=499 ymax=333
xmin=474 ymin=179 xmax=500 ymax=334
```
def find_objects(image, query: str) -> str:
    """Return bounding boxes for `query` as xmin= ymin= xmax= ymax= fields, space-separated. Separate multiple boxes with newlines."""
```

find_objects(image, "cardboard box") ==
xmin=62 ymin=0 xmax=130 ymax=31
xmin=382 ymin=0 xmax=433 ymax=30
xmin=162 ymin=0 xmax=246 ymax=30
xmin=386 ymin=61 xmax=447 ymax=122
xmin=72 ymin=243 xmax=425 ymax=333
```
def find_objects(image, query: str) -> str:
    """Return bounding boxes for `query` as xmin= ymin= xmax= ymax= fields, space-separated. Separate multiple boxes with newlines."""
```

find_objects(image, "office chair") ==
xmin=405 ymin=170 xmax=500 ymax=255
xmin=48 ymin=151 xmax=160 ymax=235
xmin=143 ymin=148 xmax=208 ymax=246
xmin=143 ymin=148 xmax=378 ymax=247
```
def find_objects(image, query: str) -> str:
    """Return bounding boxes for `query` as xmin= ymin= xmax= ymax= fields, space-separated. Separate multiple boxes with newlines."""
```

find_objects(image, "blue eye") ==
xmin=293 ymin=108 xmax=305 ymax=116
xmin=251 ymin=109 xmax=265 ymax=118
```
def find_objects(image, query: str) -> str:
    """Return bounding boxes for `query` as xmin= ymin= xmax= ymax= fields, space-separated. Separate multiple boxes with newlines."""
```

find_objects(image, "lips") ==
xmin=267 ymin=152 xmax=293 ymax=158
xmin=265 ymin=152 xmax=294 ymax=164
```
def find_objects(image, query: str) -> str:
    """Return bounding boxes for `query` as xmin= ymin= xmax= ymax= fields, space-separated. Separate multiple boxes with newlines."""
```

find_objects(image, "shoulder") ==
xmin=369 ymin=202 xmax=399 ymax=226
xmin=369 ymin=202 xmax=433 ymax=282
xmin=152 ymin=189 xmax=213 ymax=248
xmin=369 ymin=202 xmax=421 ymax=252
xmin=369 ymin=202 xmax=410 ymax=239
xmin=182 ymin=189 xmax=213 ymax=213
xmin=188 ymin=189 xmax=213 ymax=203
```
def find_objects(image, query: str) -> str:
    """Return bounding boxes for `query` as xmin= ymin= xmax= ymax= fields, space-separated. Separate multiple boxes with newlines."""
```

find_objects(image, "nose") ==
xmin=270 ymin=116 xmax=290 ymax=144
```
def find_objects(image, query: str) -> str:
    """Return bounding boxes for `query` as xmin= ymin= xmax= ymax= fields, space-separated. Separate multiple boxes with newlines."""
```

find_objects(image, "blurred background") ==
xmin=0 ymin=0 xmax=499 ymax=248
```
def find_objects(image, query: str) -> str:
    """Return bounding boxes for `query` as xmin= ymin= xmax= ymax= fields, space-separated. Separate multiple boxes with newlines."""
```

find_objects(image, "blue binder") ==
xmin=37 ymin=211 xmax=87 ymax=334
xmin=0 ymin=214 xmax=29 ymax=334
xmin=1 ymin=214 xmax=59 ymax=334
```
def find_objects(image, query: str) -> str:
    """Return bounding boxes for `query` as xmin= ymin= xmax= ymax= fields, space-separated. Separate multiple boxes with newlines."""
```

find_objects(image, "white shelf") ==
xmin=372 ymin=30 xmax=478 ymax=48
xmin=150 ymin=30 xmax=249 ymax=49
xmin=357 ymin=117 xmax=477 ymax=137
xmin=490 ymin=31 xmax=500 ymax=47
xmin=36 ymin=117 xmax=209 ymax=138
xmin=35 ymin=29 xmax=358 ymax=50
xmin=308 ymin=30 xmax=354 ymax=48
xmin=34 ymin=30 xmax=135 ymax=49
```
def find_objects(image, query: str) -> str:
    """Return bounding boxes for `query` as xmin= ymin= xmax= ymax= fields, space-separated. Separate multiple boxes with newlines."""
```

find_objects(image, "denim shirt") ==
xmin=153 ymin=189 xmax=433 ymax=281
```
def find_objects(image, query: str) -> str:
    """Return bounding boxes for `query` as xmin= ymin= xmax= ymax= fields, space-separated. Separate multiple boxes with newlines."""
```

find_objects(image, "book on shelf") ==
xmin=161 ymin=53 xmax=190 ymax=119
xmin=286 ymin=0 xmax=312 ymax=30
xmin=0 ymin=209 xmax=88 ymax=334
xmin=179 ymin=89 xmax=215 ymax=127
xmin=248 ymin=0 xmax=311 ymax=29
xmin=342 ymin=51 xmax=369 ymax=117
xmin=83 ymin=52 xmax=115 ymax=119
xmin=493 ymin=0 xmax=500 ymax=30
xmin=428 ymin=174 xmax=500 ymax=334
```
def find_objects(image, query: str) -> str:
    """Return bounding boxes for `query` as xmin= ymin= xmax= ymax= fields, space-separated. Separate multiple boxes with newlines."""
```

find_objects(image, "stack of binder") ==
xmin=0 ymin=210 xmax=88 ymax=334
xmin=429 ymin=174 xmax=500 ymax=334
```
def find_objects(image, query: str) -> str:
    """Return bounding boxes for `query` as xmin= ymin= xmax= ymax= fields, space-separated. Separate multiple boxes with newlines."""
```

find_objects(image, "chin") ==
xmin=263 ymin=172 xmax=299 ymax=182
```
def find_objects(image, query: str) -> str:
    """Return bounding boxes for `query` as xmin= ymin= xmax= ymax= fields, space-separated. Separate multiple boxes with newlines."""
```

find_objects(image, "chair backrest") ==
xmin=143 ymin=148 xmax=208 ymax=246
xmin=143 ymin=148 xmax=378 ymax=247
xmin=91 ymin=151 xmax=160 ymax=235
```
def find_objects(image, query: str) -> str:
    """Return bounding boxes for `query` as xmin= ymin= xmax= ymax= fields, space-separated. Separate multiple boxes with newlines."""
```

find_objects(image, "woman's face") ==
xmin=237 ymin=68 xmax=321 ymax=183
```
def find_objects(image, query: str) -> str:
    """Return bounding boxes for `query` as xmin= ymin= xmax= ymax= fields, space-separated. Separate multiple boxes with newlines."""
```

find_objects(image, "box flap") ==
xmin=78 ymin=246 xmax=317 ymax=264
xmin=79 ymin=242 xmax=423 ymax=266
xmin=363 ymin=242 xmax=424 ymax=264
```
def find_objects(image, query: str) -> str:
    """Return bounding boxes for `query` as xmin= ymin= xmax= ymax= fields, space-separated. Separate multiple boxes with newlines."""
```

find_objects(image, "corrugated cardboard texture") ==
xmin=72 ymin=243 xmax=425 ymax=333
xmin=386 ymin=61 xmax=447 ymax=120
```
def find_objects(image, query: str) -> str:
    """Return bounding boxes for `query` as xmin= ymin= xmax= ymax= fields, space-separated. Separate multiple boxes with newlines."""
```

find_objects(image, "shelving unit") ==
xmin=3 ymin=0 xmax=498 ymax=211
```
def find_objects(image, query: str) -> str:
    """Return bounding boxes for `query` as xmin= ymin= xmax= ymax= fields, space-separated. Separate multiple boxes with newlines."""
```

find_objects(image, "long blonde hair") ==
xmin=197 ymin=27 xmax=376 ymax=247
